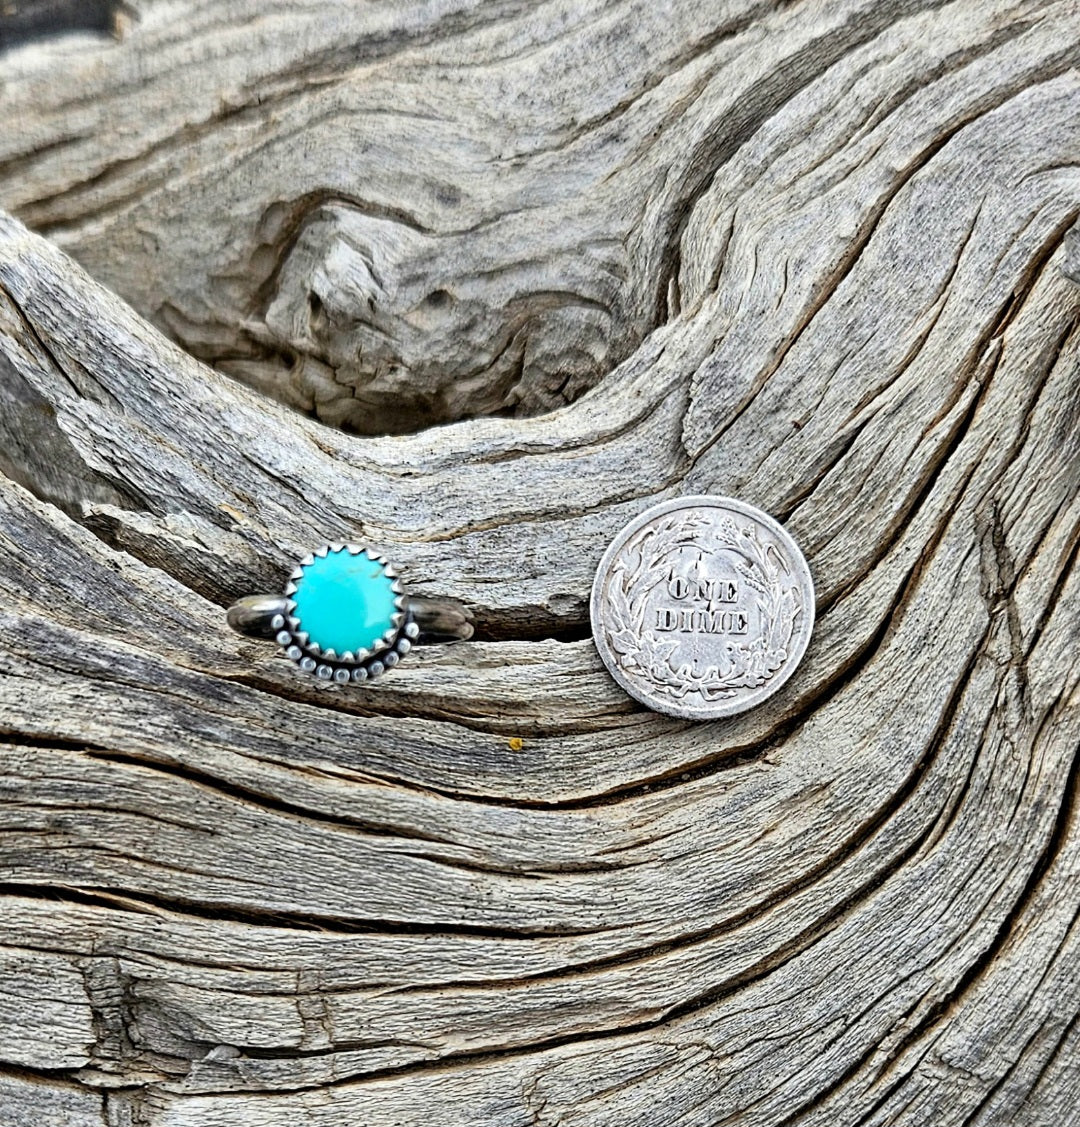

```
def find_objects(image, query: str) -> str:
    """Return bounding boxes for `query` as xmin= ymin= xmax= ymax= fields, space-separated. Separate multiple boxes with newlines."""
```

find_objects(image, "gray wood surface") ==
xmin=0 ymin=1 xmax=1078 ymax=1124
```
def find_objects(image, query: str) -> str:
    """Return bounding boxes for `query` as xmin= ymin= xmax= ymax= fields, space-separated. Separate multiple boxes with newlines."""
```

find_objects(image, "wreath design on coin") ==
xmin=603 ymin=515 xmax=803 ymax=702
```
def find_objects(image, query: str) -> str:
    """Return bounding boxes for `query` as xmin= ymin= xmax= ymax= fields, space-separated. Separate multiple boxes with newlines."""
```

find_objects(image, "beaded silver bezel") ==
xmin=278 ymin=543 xmax=419 ymax=681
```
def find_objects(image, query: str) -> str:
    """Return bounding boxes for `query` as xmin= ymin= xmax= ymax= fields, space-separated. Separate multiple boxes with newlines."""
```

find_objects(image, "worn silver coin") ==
xmin=590 ymin=495 xmax=815 ymax=720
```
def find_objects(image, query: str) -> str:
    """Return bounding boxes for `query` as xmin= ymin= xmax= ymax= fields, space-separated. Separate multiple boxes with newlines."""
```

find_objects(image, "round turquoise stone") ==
xmin=291 ymin=548 xmax=399 ymax=657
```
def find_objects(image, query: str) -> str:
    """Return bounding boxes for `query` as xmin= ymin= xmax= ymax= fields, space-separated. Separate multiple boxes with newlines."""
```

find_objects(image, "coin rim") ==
xmin=590 ymin=495 xmax=815 ymax=720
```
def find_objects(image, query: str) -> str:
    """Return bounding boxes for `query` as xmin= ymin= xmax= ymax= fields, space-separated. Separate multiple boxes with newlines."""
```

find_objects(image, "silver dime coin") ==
xmin=590 ymin=496 xmax=814 ymax=719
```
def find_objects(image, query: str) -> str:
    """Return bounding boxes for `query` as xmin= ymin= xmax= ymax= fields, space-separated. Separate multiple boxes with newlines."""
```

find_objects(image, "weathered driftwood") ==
xmin=0 ymin=0 xmax=1078 ymax=1124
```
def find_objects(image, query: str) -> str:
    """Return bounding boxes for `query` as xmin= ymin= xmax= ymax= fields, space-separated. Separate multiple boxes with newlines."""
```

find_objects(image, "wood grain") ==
xmin=0 ymin=1 xmax=1077 ymax=1124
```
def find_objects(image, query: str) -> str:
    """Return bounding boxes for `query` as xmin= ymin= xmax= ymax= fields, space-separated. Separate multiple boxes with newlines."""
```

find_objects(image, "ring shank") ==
xmin=226 ymin=594 xmax=473 ymax=643
xmin=226 ymin=595 xmax=289 ymax=639
xmin=408 ymin=596 xmax=475 ymax=642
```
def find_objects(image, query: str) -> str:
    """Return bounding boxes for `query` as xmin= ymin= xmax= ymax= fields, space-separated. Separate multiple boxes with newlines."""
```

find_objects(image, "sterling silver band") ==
xmin=226 ymin=593 xmax=475 ymax=644
xmin=226 ymin=542 xmax=473 ymax=682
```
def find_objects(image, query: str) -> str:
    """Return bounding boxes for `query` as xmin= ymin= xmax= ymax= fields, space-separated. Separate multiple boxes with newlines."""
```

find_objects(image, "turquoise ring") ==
xmin=226 ymin=543 xmax=473 ymax=682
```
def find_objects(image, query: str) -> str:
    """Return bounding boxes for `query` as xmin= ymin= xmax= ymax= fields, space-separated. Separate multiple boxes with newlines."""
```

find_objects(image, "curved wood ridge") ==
xmin=0 ymin=1 xmax=1078 ymax=1124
